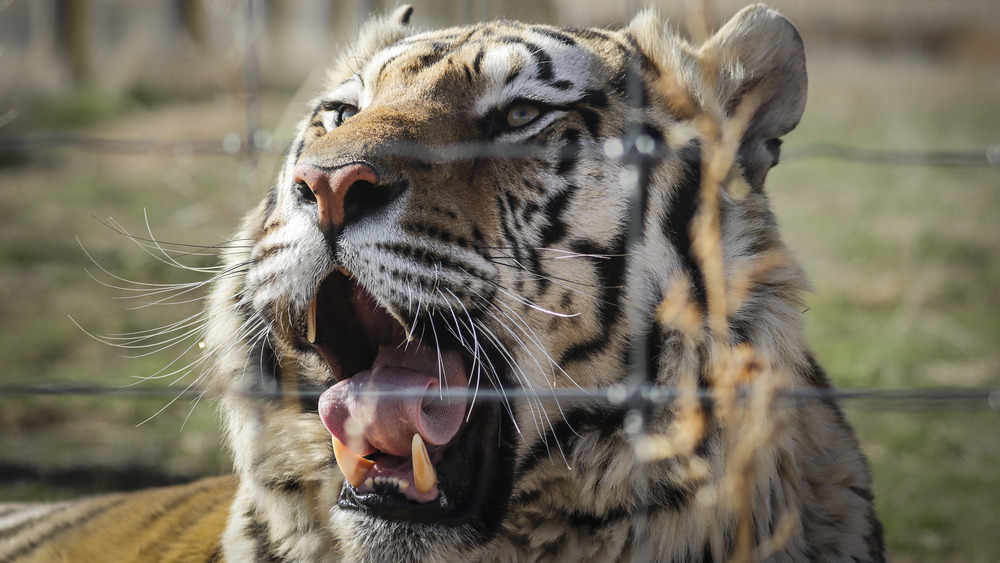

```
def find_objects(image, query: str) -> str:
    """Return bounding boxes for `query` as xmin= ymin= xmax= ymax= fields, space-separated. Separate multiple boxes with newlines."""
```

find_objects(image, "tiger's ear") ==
xmin=699 ymin=4 xmax=807 ymax=190
xmin=392 ymin=4 xmax=414 ymax=25
xmin=349 ymin=5 xmax=417 ymax=67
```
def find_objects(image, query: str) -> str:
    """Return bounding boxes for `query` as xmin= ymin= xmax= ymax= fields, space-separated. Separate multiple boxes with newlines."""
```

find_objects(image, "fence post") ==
xmin=177 ymin=0 xmax=208 ymax=48
xmin=54 ymin=0 xmax=89 ymax=85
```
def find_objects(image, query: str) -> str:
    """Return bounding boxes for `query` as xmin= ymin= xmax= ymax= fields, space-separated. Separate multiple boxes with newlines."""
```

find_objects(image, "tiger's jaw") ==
xmin=306 ymin=269 xmax=515 ymax=535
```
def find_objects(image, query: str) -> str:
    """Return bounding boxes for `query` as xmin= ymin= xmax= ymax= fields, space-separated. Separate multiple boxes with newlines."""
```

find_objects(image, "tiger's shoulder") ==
xmin=0 ymin=476 xmax=234 ymax=563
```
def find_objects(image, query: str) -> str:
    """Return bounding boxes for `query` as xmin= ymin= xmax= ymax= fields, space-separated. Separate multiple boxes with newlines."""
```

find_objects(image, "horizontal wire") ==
xmin=1 ymin=383 xmax=997 ymax=411
xmin=783 ymin=142 xmax=1000 ymax=168
xmin=1 ymin=132 xmax=997 ymax=168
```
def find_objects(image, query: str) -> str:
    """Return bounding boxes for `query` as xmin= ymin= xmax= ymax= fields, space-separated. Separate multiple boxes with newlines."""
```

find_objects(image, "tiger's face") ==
xmin=213 ymin=5 xmax=811 ymax=561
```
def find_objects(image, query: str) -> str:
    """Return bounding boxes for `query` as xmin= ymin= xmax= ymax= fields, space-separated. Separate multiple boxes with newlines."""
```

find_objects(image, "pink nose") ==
xmin=293 ymin=162 xmax=380 ymax=233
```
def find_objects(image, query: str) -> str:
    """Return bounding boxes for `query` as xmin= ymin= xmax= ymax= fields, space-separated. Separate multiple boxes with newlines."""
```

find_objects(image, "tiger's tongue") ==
xmin=318 ymin=346 xmax=468 ymax=458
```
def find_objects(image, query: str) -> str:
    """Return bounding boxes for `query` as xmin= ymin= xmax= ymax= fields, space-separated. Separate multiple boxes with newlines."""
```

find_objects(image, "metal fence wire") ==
xmin=1 ymin=0 xmax=999 ymax=559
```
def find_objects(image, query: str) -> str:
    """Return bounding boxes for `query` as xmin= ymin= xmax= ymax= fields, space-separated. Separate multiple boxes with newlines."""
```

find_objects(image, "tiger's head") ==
xmin=209 ymin=4 xmax=812 ymax=561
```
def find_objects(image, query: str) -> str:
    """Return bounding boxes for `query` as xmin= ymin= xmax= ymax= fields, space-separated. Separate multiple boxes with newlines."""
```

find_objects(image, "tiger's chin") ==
xmin=306 ymin=269 xmax=515 ymax=543
xmin=329 ymin=510 xmax=500 ymax=563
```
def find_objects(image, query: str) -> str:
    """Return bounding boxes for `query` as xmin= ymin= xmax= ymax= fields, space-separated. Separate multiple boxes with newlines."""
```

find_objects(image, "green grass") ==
xmin=767 ymin=49 xmax=1000 ymax=561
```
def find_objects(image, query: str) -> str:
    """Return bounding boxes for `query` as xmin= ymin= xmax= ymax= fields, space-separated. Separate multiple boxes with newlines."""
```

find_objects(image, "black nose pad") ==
xmin=341 ymin=180 xmax=407 ymax=228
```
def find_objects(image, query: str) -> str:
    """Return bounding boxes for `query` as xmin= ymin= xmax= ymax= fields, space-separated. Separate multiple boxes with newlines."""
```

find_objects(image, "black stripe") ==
xmin=245 ymin=509 xmax=288 ymax=563
xmin=262 ymin=186 xmax=278 ymax=220
xmin=701 ymin=540 xmax=714 ymax=562
xmin=472 ymin=47 xmax=485 ymax=74
xmin=865 ymin=506 xmax=887 ymax=562
xmin=497 ymin=37 xmax=554 ymax=82
xmin=565 ymin=27 xmax=616 ymax=44
xmin=293 ymin=138 xmax=306 ymax=162
xmin=296 ymin=373 xmax=324 ymax=414
xmin=643 ymin=318 xmax=667 ymax=384
xmin=0 ymin=505 xmax=24 ymax=519
xmin=555 ymin=129 xmax=581 ymax=175
xmin=0 ymin=505 xmax=70 ymax=542
xmin=564 ymin=507 xmax=629 ymax=528
xmin=375 ymin=54 xmax=402 ymax=85
xmin=246 ymin=340 xmax=280 ymax=400
xmin=849 ymin=486 xmax=874 ymax=502
xmin=373 ymin=242 xmax=494 ymax=282
xmin=575 ymin=106 xmax=602 ymax=137
xmin=532 ymin=26 xmax=577 ymax=46
xmin=262 ymin=476 xmax=304 ymax=494
xmin=729 ymin=317 xmax=752 ymax=345
xmin=138 ymin=481 xmax=229 ymax=557
xmin=662 ymin=142 xmax=707 ymax=311
xmin=582 ymin=88 xmax=608 ymax=109
xmin=503 ymin=68 xmax=522 ymax=85
xmin=538 ymin=184 xmax=575 ymax=247
xmin=556 ymin=236 xmax=627 ymax=366
xmin=414 ymin=50 xmax=446 ymax=72
xmin=132 ymin=480 xmax=214 ymax=533
xmin=3 ymin=498 xmax=127 ymax=561
xmin=647 ymin=478 xmax=692 ymax=512
xmin=624 ymin=34 xmax=660 ymax=80
xmin=252 ymin=242 xmax=288 ymax=263
xmin=804 ymin=353 xmax=833 ymax=389
xmin=516 ymin=404 xmax=624 ymax=478
xmin=496 ymin=194 xmax=526 ymax=295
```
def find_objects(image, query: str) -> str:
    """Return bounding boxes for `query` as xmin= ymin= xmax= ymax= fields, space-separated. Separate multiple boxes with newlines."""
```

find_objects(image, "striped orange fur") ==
xmin=0 ymin=477 xmax=233 ymax=562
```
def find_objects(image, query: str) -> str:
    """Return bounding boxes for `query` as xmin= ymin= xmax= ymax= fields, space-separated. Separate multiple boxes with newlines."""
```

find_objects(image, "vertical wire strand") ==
xmin=621 ymin=57 xmax=655 ymax=560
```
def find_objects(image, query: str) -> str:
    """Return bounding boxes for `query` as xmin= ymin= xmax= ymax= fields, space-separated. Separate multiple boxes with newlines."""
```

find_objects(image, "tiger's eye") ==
xmin=338 ymin=105 xmax=359 ymax=125
xmin=506 ymin=104 xmax=540 ymax=128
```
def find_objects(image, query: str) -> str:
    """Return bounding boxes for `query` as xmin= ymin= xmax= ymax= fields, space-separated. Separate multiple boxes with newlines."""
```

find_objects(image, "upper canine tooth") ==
xmin=307 ymin=295 xmax=317 ymax=344
xmin=412 ymin=433 xmax=437 ymax=494
xmin=332 ymin=436 xmax=374 ymax=488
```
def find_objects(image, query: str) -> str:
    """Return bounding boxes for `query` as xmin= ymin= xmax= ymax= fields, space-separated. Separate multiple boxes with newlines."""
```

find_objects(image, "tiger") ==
xmin=1 ymin=4 xmax=885 ymax=562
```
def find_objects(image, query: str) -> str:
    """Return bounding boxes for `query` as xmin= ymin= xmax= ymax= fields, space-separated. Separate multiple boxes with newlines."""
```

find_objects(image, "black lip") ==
xmin=337 ymin=402 xmax=502 ymax=525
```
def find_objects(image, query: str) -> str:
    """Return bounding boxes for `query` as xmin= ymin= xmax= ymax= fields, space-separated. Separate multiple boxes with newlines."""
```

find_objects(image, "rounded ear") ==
xmin=344 ymin=5 xmax=417 ymax=74
xmin=392 ymin=4 xmax=414 ymax=26
xmin=700 ymin=4 xmax=807 ymax=190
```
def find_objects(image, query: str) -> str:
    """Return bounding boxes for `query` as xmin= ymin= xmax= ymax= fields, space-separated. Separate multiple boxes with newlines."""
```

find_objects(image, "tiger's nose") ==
xmin=293 ymin=162 xmax=394 ymax=235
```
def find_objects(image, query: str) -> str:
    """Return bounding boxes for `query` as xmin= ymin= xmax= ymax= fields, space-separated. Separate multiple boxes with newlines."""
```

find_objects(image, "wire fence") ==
xmin=1 ymin=129 xmax=997 ymax=412
xmin=2 ymin=132 xmax=1000 ymax=169
xmin=0 ymin=0 xmax=997 ymax=459
xmin=2 ymin=1 xmax=999 ymax=559
xmin=1 ymin=382 xmax=998 ymax=411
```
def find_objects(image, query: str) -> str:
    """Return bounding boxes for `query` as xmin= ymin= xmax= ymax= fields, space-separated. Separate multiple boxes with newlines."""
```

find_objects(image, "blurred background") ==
xmin=0 ymin=0 xmax=998 ymax=560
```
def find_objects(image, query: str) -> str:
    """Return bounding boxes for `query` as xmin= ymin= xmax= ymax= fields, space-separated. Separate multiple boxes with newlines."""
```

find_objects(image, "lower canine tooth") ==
xmin=332 ymin=436 xmax=374 ymax=488
xmin=412 ymin=434 xmax=437 ymax=494
xmin=307 ymin=295 xmax=317 ymax=344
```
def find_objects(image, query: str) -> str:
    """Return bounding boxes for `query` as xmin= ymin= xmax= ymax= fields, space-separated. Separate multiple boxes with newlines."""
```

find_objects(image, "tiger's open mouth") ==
xmin=307 ymin=271 xmax=503 ymax=523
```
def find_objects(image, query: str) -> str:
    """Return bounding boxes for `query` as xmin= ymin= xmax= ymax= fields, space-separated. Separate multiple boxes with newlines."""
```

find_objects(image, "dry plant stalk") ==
xmin=647 ymin=36 xmax=797 ymax=562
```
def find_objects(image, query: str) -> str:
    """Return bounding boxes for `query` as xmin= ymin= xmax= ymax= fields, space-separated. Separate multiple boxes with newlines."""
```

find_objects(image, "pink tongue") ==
xmin=318 ymin=348 xmax=468 ymax=457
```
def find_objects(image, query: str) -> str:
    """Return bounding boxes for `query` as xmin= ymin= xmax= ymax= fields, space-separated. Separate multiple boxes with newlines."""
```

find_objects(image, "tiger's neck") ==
xmin=222 ymin=480 xmax=339 ymax=563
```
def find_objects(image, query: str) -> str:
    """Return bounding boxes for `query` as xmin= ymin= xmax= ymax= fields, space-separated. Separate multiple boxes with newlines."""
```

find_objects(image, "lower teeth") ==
xmin=371 ymin=476 xmax=409 ymax=491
